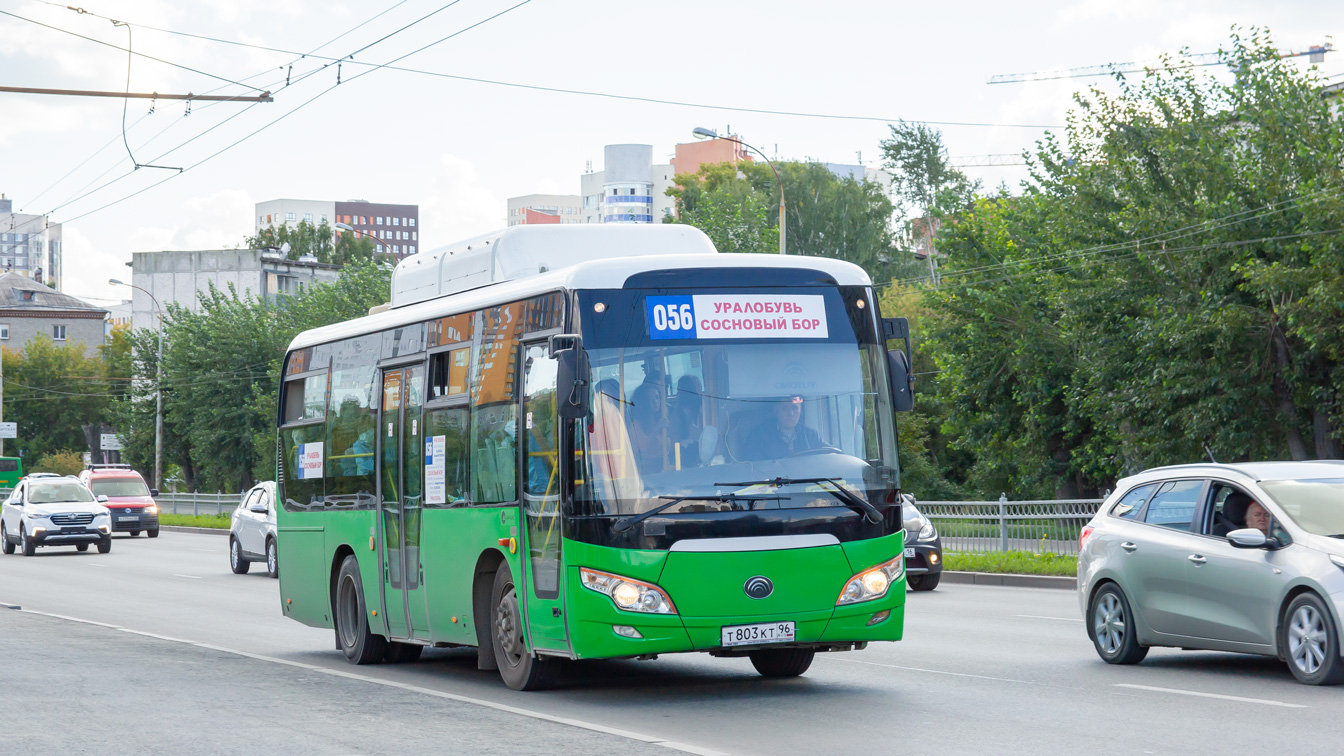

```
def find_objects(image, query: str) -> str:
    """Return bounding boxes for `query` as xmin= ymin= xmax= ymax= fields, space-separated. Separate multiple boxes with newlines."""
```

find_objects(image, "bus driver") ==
xmin=745 ymin=395 xmax=826 ymax=460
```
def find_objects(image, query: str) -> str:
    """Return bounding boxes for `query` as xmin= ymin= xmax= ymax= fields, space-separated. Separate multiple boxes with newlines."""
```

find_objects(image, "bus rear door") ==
xmin=378 ymin=364 xmax=430 ymax=640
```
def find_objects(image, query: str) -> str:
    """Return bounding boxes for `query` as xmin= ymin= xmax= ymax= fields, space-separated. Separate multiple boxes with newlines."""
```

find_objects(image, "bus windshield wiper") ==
xmin=611 ymin=494 xmax=785 ymax=534
xmin=715 ymin=477 xmax=884 ymax=524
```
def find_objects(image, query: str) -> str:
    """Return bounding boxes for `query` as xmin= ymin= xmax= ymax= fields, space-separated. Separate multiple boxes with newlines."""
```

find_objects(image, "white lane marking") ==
xmin=172 ymin=574 xmax=202 ymax=580
xmin=828 ymin=656 xmax=1040 ymax=685
xmin=1016 ymin=614 xmax=1083 ymax=623
xmin=1115 ymin=684 xmax=1307 ymax=708
xmin=14 ymin=608 xmax=727 ymax=755
xmin=86 ymin=563 xmax=108 ymax=568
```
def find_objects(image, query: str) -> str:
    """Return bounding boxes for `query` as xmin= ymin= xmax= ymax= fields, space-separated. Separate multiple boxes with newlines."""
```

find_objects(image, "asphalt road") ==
xmin=2 ymin=531 xmax=1342 ymax=755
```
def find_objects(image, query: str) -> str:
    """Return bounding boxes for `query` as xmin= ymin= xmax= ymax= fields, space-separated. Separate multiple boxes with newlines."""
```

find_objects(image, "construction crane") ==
xmin=989 ymin=41 xmax=1333 ymax=84
xmin=948 ymin=154 xmax=1026 ymax=168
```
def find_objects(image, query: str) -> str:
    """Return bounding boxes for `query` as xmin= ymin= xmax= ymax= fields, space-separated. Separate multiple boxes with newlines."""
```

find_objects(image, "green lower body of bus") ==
xmin=278 ymin=508 xmax=904 ymax=671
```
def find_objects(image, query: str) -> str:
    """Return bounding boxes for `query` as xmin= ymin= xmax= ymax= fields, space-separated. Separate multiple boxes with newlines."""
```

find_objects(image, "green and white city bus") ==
xmin=276 ymin=224 xmax=916 ymax=689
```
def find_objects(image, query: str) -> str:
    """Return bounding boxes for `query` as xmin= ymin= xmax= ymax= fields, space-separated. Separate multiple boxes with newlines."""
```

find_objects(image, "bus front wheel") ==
xmin=749 ymin=648 xmax=815 ymax=678
xmin=491 ymin=565 xmax=557 ymax=691
xmin=335 ymin=555 xmax=387 ymax=665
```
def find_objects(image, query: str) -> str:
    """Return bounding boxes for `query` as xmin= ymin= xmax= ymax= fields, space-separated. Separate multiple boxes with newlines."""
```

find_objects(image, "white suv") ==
xmin=229 ymin=481 xmax=277 ymax=577
xmin=2 ymin=476 xmax=113 ymax=555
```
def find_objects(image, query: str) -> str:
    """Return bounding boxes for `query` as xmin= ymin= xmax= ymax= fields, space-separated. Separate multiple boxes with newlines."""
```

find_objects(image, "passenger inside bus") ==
xmin=627 ymin=380 xmax=668 ymax=474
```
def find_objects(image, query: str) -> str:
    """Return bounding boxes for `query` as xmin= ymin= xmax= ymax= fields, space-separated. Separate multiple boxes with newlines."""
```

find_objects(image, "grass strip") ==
xmin=943 ymin=549 xmax=1077 ymax=577
xmin=158 ymin=513 xmax=231 ymax=529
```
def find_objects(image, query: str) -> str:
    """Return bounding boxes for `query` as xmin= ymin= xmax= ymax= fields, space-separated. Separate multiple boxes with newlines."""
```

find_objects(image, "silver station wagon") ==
xmin=1078 ymin=461 xmax=1344 ymax=685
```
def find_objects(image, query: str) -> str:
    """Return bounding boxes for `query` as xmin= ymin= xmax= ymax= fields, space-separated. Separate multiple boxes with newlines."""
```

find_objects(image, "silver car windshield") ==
xmin=573 ymin=341 xmax=898 ymax=516
xmin=29 ymin=481 xmax=96 ymax=504
xmin=1260 ymin=478 xmax=1344 ymax=536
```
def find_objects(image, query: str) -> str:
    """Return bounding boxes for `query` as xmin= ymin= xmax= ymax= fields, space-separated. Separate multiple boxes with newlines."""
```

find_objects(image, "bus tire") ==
xmin=384 ymin=641 xmax=424 ymax=664
xmin=491 ymin=564 xmax=557 ymax=691
xmin=335 ymin=555 xmax=387 ymax=665
xmin=749 ymin=648 xmax=815 ymax=678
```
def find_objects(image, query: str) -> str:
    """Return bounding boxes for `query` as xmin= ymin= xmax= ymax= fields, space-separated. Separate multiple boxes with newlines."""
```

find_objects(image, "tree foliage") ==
xmin=668 ymin=160 xmax=915 ymax=280
xmin=110 ymin=261 xmax=393 ymax=492
xmin=245 ymin=220 xmax=377 ymax=265
xmin=2 ymin=338 xmax=113 ymax=461
xmin=921 ymin=28 xmax=1344 ymax=497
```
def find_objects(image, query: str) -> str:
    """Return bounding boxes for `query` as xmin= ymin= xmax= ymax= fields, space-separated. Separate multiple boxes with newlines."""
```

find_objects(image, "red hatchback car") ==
xmin=78 ymin=465 xmax=160 ymax=538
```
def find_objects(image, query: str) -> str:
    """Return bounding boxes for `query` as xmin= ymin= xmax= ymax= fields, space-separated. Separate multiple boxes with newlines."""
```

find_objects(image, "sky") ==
xmin=0 ymin=0 xmax=1338 ymax=307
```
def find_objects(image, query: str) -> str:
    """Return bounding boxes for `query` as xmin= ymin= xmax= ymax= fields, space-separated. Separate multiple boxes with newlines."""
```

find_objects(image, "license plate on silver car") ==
xmin=721 ymin=621 xmax=795 ymax=647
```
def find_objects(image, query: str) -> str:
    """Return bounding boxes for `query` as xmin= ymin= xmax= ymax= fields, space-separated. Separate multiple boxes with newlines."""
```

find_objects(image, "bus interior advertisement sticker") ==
xmin=297 ymin=442 xmax=324 ymax=480
xmin=425 ymin=435 xmax=446 ymax=504
xmin=647 ymin=294 xmax=828 ymax=340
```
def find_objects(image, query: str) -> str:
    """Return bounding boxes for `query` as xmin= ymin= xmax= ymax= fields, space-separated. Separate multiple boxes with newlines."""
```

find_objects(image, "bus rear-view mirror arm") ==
xmin=551 ymin=334 xmax=591 ymax=420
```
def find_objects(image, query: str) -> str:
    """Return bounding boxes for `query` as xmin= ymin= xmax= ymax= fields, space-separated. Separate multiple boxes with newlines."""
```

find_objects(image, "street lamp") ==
xmin=110 ymin=278 xmax=163 ymax=491
xmin=693 ymin=127 xmax=786 ymax=255
xmin=334 ymin=222 xmax=399 ymax=262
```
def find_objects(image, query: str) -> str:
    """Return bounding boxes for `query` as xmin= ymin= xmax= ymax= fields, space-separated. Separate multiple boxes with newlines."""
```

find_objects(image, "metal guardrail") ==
xmin=156 ymin=491 xmax=241 ymax=516
xmin=919 ymin=496 xmax=1104 ymax=556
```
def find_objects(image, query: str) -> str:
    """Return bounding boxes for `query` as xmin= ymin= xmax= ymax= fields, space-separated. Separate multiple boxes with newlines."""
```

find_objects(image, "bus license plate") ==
xmin=721 ymin=621 xmax=795 ymax=647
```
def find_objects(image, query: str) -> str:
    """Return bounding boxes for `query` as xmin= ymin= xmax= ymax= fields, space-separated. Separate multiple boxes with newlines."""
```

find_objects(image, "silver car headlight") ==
xmin=917 ymin=519 xmax=937 ymax=541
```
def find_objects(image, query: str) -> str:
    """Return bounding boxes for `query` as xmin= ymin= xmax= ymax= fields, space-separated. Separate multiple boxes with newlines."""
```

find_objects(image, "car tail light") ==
xmin=1079 ymin=525 xmax=1095 ymax=550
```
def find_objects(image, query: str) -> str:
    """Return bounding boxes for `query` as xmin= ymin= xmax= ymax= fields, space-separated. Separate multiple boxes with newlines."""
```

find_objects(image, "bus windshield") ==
xmin=573 ymin=340 xmax=898 ymax=517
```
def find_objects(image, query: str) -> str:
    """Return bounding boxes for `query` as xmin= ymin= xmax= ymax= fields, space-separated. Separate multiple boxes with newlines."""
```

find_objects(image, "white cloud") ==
xmin=420 ymin=153 xmax=504 ymax=249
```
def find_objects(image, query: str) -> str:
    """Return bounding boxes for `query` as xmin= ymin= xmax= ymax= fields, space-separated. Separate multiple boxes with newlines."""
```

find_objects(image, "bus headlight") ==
xmin=580 ymin=568 xmax=676 ymax=614
xmin=837 ymin=555 xmax=904 ymax=605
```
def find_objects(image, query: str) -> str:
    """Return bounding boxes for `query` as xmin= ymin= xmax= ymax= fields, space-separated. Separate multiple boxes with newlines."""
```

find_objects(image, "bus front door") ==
xmin=519 ymin=342 xmax=569 ymax=652
xmin=379 ymin=364 xmax=430 ymax=641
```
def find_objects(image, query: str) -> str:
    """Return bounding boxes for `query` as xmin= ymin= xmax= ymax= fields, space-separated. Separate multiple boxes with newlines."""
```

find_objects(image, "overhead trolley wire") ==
xmin=31 ymin=1 xmax=1062 ymax=130
xmin=52 ymin=0 xmax=538 ymax=225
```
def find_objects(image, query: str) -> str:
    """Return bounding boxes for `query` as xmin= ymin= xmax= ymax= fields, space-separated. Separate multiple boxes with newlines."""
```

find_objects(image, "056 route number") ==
xmin=651 ymin=303 xmax=695 ymax=332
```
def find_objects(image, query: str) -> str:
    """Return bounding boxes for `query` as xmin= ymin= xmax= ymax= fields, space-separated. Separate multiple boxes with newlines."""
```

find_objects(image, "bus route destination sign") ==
xmin=646 ymin=294 xmax=828 ymax=340
xmin=296 ymin=442 xmax=324 ymax=480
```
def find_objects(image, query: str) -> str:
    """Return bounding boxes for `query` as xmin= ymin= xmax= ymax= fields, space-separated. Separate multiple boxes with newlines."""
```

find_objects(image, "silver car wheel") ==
xmin=1289 ymin=605 xmax=1328 ymax=676
xmin=1094 ymin=592 xmax=1125 ymax=655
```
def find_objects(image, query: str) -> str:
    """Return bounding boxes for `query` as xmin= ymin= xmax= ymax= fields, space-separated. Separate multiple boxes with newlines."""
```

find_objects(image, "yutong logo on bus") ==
xmin=744 ymin=576 xmax=774 ymax=599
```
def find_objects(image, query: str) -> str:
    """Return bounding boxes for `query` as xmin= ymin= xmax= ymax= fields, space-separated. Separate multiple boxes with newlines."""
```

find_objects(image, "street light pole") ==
xmin=693 ymin=127 xmax=786 ymax=255
xmin=110 ymin=278 xmax=163 ymax=491
xmin=333 ymin=223 xmax=398 ymax=262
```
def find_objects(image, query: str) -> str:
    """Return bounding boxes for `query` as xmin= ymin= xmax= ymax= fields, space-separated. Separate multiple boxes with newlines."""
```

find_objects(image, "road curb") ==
xmin=942 ymin=571 xmax=1076 ymax=590
xmin=161 ymin=526 xmax=230 ymax=536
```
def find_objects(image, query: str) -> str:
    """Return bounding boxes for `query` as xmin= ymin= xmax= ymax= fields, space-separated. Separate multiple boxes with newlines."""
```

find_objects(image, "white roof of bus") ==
xmin=286 ymin=251 xmax=872 ymax=353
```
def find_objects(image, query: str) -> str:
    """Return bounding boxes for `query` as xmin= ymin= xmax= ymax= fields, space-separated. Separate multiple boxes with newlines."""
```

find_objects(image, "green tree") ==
xmin=32 ymin=449 xmax=85 ymax=476
xmin=925 ymin=28 xmax=1344 ymax=496
xmin=2 ymin=338 xmax=112 ymax=462
xmin=244 ymin=221 xmax=377 ymax=265
xmin=668 ymin=160 xmax=908 ymax=279
xmin=111 ymin=261 xmax=393 ymax=492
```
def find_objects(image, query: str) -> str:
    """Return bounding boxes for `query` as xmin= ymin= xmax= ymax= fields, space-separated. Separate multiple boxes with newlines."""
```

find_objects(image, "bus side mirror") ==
xmin=887 ymin=348 xmax=915 ymax=413
xmin=551 ymin=334 xmax=590 ymax=420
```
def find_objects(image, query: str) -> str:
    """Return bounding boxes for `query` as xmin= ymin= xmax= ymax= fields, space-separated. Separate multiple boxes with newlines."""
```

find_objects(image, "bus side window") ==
xmin=325 ymin=337 xmax=379 ymax=509
xmin=471 ymin=305 xmax=521 ymax=504
xmin=280 ymin=361 xmax=329 ymax=511
xmin=424 ymin=407 xmax=470 ymax=506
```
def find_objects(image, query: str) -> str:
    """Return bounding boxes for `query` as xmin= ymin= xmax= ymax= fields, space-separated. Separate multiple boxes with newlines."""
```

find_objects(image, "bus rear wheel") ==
xmin=491 ymin=565 xmax=557 ymax=691
xmin=335 ymin=555 xmax=387 ymax=665
xmin=749 ymin=648 xmax=815 ymax=678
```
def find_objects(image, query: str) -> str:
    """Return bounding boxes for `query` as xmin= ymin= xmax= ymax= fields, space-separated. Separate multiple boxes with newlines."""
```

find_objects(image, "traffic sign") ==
xmin=100 ymin=433 xmax=124 ymax=450
xmin=0 ymin=422 xmax=15 ymax=439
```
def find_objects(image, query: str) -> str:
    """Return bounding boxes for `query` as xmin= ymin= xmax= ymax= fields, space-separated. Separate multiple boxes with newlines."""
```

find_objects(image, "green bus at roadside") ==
xmin=0 ymin=457 xmax=22 ymax=490
xmin=276 ymin=225 xmax=916 ymax=689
